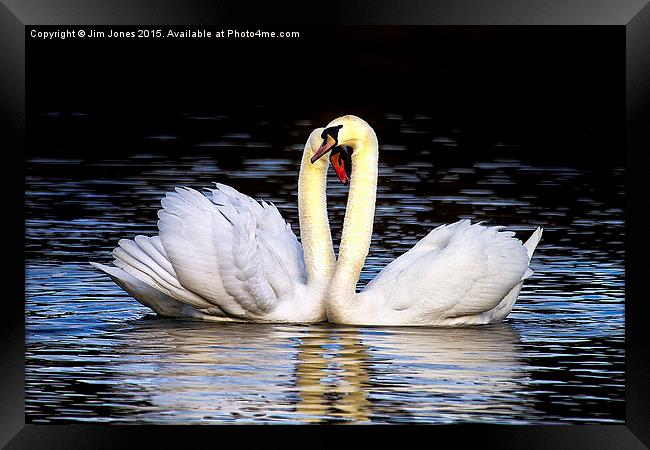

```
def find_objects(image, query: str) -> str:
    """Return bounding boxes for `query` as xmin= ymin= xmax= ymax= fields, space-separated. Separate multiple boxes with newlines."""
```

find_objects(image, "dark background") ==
xmin=27 ymin=26 xmax=623 ymax=167
xmin=2 ymin=0 xmax=647 ymax=440
xmin=16 ymin=20 xmax=646 ymax=449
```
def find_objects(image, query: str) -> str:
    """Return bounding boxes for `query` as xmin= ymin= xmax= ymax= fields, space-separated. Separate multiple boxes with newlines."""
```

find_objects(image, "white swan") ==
xmin=91 ymin=128 xmax=336 ymax=323
xmin=311 ymin=115 xmax=543 ymax=326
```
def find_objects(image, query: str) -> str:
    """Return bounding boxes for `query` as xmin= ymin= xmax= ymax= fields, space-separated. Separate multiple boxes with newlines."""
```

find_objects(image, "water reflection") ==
xmin=294 ymin=327 xmax=372 ymax=422
xmin=33 ymin=318 xmax=537 ymax=424
xmin=363 ymin=325 xmax=536 ymax=423
xmin=25 ymin=113 xmax=625 ymax=424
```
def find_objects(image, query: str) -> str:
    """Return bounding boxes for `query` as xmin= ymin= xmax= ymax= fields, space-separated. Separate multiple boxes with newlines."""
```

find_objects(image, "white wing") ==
xmin=93 ymin=183 xmax=307 ymax=320
xmin=90 ymin=261 xmax=227 ymax=320
xmin=362 ymin=220 xmax=531 ymax=319
xmin=157 ymin=184 xmax=306 ymax=319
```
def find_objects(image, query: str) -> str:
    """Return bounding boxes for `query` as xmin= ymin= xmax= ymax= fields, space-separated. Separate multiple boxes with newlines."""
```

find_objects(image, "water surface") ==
xmin=25 ymin=113 xmax=625 ymax=424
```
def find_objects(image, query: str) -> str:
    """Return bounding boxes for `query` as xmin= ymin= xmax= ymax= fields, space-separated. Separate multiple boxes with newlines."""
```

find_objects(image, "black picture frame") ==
xmin=2 ymin=0 xmax=649 ymax=448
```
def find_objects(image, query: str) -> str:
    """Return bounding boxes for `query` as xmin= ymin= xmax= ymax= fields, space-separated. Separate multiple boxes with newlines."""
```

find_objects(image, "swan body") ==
xmin=313 ymin=115 xmax=543 ymax=326
xmin=92 ymin=128 xmax=335 ymax=323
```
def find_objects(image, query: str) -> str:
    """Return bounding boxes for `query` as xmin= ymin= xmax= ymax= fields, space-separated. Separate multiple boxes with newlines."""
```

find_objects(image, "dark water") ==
xmin=25 ymin=113 xmax=625 ymax=424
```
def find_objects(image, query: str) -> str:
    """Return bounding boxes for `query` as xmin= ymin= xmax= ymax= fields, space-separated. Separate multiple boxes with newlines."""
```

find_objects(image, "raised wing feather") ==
xmin=363 ymin=220 xmax=530 ymax=318
xmin=157 ymin=184 xmax=307 ymax=318
xmin=112 ymin=235 xmax=216 ymax=310
xmin=91 ymin=234 xmax=234 ymax=318
xmin=208 ymin=183 xmax=306 ymax=291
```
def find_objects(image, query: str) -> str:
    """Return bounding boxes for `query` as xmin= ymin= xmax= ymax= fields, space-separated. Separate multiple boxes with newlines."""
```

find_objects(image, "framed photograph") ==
xmin=2 ymin=0 xmax=649 ymax=448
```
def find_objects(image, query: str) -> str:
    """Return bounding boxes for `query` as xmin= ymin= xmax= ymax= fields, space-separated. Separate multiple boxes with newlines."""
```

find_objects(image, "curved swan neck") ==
xmin=329 ymin=127 xmax=379 ymax=307
xmin=298 ymin=141 xmax=336 ymax=285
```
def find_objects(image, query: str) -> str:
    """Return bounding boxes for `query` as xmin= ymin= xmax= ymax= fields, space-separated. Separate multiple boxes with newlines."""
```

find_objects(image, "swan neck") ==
xmin=329 ymin=129 xmax=378 ymax=309
xmin=298 ymin=143 xmax=335 ymax=285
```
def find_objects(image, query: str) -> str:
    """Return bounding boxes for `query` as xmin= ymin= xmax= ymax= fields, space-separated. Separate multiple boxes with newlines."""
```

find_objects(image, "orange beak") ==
xmin=311 ymin=134 xmax=337 ymax=164
xmin=330 ymin=151 xmax=349 ymax=185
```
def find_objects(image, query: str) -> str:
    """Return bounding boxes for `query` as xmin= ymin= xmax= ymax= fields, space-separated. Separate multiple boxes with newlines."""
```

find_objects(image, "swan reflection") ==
xmin=105 ymin=320 xmax=534 ymax=423
xmin=294 ymin=324 xmax=534 ymax=423
xmin=294 ymin=328 xmax=372 ymax=422
xmin=359 ymin=324 xmax=534 ymax=423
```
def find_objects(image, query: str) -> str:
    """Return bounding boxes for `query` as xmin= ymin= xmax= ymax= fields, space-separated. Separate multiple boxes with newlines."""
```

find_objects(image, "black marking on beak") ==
xmin=311 ymin=125 xmax=344 ymax=164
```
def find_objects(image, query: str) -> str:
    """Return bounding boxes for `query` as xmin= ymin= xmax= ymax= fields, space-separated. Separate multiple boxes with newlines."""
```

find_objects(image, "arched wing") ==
xmin=116 ymin=183 xmax=307 ymax=319
xmin=362 ymin=220 xmax=530 ymax=318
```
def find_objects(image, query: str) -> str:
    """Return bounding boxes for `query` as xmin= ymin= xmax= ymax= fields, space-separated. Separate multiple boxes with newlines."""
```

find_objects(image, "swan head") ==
xmin=307 ymin=128 xmax=326 ymax=153
xmin=310 ymin=115 xmax=373 ymax=185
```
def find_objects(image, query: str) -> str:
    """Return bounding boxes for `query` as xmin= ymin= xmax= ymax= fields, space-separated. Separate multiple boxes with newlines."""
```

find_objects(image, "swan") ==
xmin=91 ymin=128 xmax=336 ymax=323
xmin=311 ymin=115 xmax=543 ymax=326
